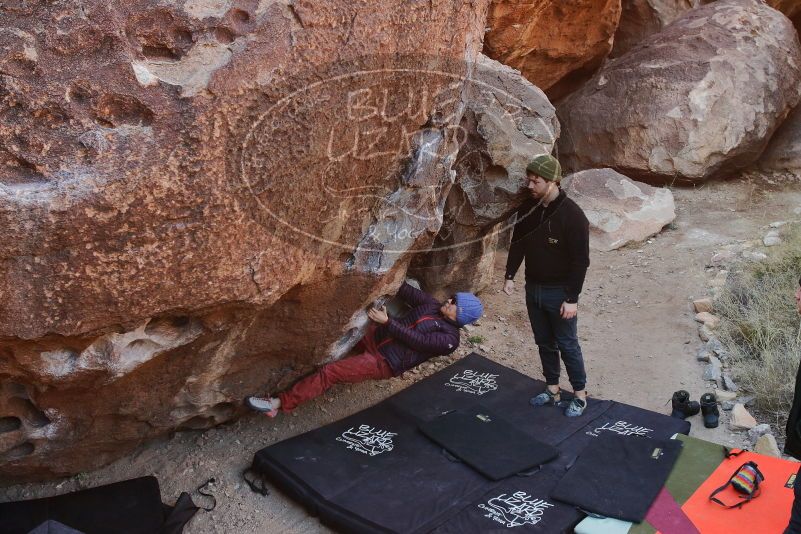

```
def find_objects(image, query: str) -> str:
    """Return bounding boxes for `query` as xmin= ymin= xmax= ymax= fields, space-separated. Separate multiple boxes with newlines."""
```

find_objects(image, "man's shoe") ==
xmin=530 ymin=389 xmax=561 ymax=407
xmin=565 ymin=397 xmax=587 ymax=417
xmin=671 ymin=390 xmax=701 ymax=420
xmin=245 ymin=396 xmax=279 ymax=418
xmin=700 ymin=393 xmax=719 ymax=428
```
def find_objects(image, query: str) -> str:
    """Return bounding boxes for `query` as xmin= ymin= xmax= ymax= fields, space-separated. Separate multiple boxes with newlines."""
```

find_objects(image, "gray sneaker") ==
xmin=530 ymin=389 xmax=560 ymax=407
xmin=565 ymin=397 xmax=587 ymax=417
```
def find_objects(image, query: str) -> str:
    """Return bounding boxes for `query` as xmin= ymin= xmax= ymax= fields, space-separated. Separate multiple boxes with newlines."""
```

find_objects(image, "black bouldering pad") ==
xmin=418 ymin=405 xmax=559 ymax=480
xmin=251 ymin=353 xmax=690 ymax=533
xmin=549 ymin=433 xmax=684 ymax=523
xmin=252 ymin=403 xmax=492 ymax=533
xmin=0 ymin=476 xmax=198 ymax=534
xmin=431 ymin=468 xmax=584 ymax=533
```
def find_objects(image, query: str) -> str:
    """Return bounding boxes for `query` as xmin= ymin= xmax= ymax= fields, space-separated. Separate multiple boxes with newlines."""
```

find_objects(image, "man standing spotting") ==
xmin=503 ymin=154 xmax=591 ymax=417
xmin=782 ymin=277 xmax=801 ymax=534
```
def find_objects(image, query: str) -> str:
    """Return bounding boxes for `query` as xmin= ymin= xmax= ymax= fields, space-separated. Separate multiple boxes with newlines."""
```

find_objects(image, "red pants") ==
xmin=278 ymin=349 xmax=394 ymax=412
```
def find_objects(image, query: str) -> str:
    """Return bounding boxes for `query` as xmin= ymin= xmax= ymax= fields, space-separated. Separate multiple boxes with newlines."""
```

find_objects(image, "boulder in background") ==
xmin=564 ymin=168 xmax=675 ymax=250
xmin=558 ymin=0 xmax=801 ymax=184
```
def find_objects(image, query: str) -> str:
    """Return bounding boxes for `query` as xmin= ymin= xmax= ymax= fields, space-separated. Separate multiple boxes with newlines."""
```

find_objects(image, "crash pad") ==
xmin=431 ymin=468 xmax=584 ymax=533
xmin=575 ymin=432 xmax=730 ymax=533
xmin=0 ymin=476 xmax=198 ymax=534
xmin=681 ymin=451 xmax=799 ymax=534
xmin=550 ymin=433 xmax=684 ymax=522
xmin=251 ymin=353 xmax=691 ymax=534
xmin=418 ymin=405 xmax=559 ymax=480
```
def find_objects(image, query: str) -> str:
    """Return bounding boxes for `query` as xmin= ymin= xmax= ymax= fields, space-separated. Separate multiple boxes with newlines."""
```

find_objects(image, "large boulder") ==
xmin=558 ymin=0 xmax=801 ymax=184
xmin=564 ymin=169 xmax=675 ymax=251
xmin=411 ymin=55 xmax=559 ymax=297
xmin=611 ymin=0 xmax=695 ymax=57
xmin=699 ymin=0 xmax=801 ymax=31
xmin=768 ymin=0 xmax=801 ymax=30
xmin=0 ymin=0 xmax=492 ymax=480
xmin=484 ymin=0 xmax=622 ymax=99
xmin=759 ymin=105 xmax=801 ymax=175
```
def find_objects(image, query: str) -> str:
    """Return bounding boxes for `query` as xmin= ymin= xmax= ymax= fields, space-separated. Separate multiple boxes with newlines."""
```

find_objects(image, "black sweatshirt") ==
xmin=505 ymin=189 xmax=590 ymax=303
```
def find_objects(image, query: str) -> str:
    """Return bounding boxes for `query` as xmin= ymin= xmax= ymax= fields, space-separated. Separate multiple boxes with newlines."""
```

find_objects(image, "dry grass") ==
xmin=715 ymin=223 xmax=801 ymax=424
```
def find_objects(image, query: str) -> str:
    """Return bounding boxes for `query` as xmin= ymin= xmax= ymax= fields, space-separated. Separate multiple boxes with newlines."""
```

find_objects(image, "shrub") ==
xmin=716 ymin=223 xmax=801 ymax=422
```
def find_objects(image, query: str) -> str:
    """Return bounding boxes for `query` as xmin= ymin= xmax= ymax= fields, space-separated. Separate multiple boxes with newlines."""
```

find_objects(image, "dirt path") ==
xmin=3 ymin=178 xmax=800 ymax=533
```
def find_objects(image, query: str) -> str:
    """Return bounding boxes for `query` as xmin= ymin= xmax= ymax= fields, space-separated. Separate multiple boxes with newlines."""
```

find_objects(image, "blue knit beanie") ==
xmin=454 ymin=292 xmax=483 ymax=327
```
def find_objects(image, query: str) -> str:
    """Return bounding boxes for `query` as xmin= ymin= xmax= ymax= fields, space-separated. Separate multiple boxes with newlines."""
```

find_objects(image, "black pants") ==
xmin=787 ymin=464 xmax=801 ymax=534
xmin=525 ymin=284 xmax=587 ymax=391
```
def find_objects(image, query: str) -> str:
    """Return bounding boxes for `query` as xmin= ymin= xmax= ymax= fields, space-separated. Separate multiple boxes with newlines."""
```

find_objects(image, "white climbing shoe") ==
xmin=245 ymin=396 xmax=279 ymax=418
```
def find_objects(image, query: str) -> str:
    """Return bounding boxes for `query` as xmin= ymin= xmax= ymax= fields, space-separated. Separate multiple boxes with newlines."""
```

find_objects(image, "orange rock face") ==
xmin=0 ymin=0 xmax=494 ymax=480
xmin=484 ymin=0 xmax=622 ymax=98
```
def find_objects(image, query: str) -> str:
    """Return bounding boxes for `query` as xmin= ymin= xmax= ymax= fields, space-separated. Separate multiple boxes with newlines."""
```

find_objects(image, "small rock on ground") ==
xmin=699 ymin=325 xmax=713 ymax=342
xmin=695 ymin=312 xmax=720 ymax=329
xmin=722 ymin=374 xmax=738 ymax=392
xmin=696 ymin=348 xmax=712 ymax=362
xmin=716 ymin=390 xmax=737 ymax=402
xmin=748 ymin=423 xmax=772 ymax=442
xmin=706 ymin=338 xmax=725 ymax=355
xmin=703 ymin=356 xmax=722 ymax=382
xmin=754 ymin=434 xmax=781 ymax=457
xmin=743 ymin=251 xmax=768 ymax=262
xmin=693 ymin=298 xmax=714 ymax=313
xmin=730 ymin=404 xmax=758 ymax=431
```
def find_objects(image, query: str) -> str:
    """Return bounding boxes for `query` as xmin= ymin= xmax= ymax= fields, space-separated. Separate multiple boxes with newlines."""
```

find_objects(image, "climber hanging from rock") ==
xmin=244 ymin=281 xmax=483 ymax=417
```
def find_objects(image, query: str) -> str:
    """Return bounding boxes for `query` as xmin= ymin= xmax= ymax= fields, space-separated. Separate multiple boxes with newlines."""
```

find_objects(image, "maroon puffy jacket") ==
xmin=374 ymin=282 xmax=461 ymax=376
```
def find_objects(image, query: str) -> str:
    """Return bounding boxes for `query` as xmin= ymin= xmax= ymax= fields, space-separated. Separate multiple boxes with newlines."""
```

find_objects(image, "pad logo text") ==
xmin=445 ymin=369 xmax=499 ymax=395
xmin=586 ymin=420 xmax=653 ymax=438
xmin=477 ymin=491 xmax=554 ymax=528
xmin=336 ymin=425 xmax=397 ymax=456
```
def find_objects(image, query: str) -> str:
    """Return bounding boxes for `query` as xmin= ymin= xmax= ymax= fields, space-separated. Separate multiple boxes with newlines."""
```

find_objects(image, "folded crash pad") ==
xmin=418 ymin=405 xmax=559 ymax=480
xmin=576 ymin=433 xmax=728 ymax=534
xmin=550 ymin=433 xmax=684 ymax=523
xmin=252 ymin=353 xmax=691 ymax=534
xmin=681 ymin=450 xmax=800 ymax=534
xmin=0 ymin=476 xmax=198 ymax=534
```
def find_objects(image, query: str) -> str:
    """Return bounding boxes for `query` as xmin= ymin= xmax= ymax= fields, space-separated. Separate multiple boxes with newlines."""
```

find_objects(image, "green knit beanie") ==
xmin=526 ymin=154 xmax=562 ymax=183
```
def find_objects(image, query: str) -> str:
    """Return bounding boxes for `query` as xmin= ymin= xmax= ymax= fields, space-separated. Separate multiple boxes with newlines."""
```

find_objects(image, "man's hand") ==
xmin=560 ymin=302 xmax=577 ymax=320
xmin=503 ymin=279 xmax=514 ymax=295
xmin=368 ymin=305 xmax=389 ymax=324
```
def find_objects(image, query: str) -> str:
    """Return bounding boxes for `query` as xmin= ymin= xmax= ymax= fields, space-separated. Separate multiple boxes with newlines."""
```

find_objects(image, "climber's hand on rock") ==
xmin=368 ymin=306 xmax=389 ymax=324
